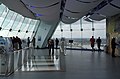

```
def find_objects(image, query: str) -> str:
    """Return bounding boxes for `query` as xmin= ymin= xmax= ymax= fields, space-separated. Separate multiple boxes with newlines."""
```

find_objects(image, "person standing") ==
xmin=32 ymin=37 xmax=36 ymax=48
xmin=16 ymin=36 xmax=22 ymax=49
xmin=27 ymin=37 xmax=30 ymax=47
xmin=111 ymin=37 xmax=117 ymax=57
xmin=90 ymin=36 xmax=95 ymax=51
xmin=55 ymin=38 xmax=59 ymax=49
xmin=48 ymin=39 xmax=54 ymax=55
xmin=13 ymin=36 xmax=18 ymax=50
xmin=51 ymin=39 xmax=54 ymax=55
xmin=96 ymin=37 xmax=102 ymax=51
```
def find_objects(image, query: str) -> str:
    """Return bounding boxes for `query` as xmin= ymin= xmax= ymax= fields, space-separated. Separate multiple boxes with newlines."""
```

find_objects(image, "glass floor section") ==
xmin=16 ymin=49 xmax=61 ymax=72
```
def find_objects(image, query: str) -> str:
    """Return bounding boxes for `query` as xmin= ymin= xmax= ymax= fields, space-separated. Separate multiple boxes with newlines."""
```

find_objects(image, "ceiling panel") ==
xmin=1 ymin=0 xmax=119 ymax=25
xmin=97 ymin=4 xmax=120 ymax=17
xmin=21 ymin=0 xmax=60 ymax=7
xmin=111 ymin=0 xmax=120 ymax=7
xmin=26 ymin=3 xmax=60 ymax=15
xmin=61 ymin=0 xmax=103 ymax=24
xmin=63 ymin=10 xmax=87 ymax=18
xmin=36 ymin=13 xmax=60 ymax=24
xmin=61 ymin=16 xmax=79 ymax=24
xmin=21 ymin=0 xmax=61 ymax=24
xmin=65 ymin=0 xmax=103 ymax=12
xmin=89 ymin=13 xmax=106 ymax=21
xmin=76 ymin=0 xmax=99 ymax=2
xmin=1 ymin=0 xmax=35 ymax=19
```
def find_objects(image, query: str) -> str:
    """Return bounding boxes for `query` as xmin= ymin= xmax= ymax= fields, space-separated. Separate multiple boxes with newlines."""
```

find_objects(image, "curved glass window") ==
xmin=0 ymin=4 xmax=40 ymax=39
xmin=53 ymin=19 xmax=106 ymax=49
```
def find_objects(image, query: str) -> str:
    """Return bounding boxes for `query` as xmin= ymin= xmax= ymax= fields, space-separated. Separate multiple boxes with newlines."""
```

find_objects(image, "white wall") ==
xmin=35 ymin=21 xmax=58 ymax=48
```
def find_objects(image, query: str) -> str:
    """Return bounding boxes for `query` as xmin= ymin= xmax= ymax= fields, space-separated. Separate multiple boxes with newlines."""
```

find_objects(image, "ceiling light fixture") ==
xmin=18 ymin=30 xmax=20 ymax=32
xmin=0 ymin=27 xmax=2 ymax=30
xmin=9 ymin=28 xmax=12 ymax=31
xmin=26 ymin=30 xmax=28 ymax=33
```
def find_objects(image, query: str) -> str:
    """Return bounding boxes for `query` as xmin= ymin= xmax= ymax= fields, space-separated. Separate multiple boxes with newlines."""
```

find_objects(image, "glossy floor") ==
xmin=17 ymin=49 xmax=60 ymax=71
xmin=1 ymin=49 xmax=120 ymax=79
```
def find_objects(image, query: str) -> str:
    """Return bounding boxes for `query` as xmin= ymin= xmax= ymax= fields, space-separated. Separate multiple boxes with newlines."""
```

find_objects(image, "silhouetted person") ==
xmin=90 ymin=36 xmax=95 ymax=51
xmin=47 ymin=37 xmax=50 ymax=48
xmin=111 ymin=38 xmax=117 ymax=57
xmin=51 ymin=39 xmax=54 ymax=55
xmin=11 ymin=37 xmax=14 ymax=50
xmin=27 ymin=37 xmax=30 ymax=47
xmin=10 ymin=37 xmax=14 ymax=50
xmin=48 ymin=39 xmax=51 ymax=55
xmin=16 ymin=36 xmax=22 ymax=49
xmin=13 ymin=36 xmax=18 ymax=50
xmin=32 ymin=37 xmax=36 ymax=48
xmin=55 ymin=38 xmax=59 ymax=49
xmin=96 ymin=37 xmax=102 ymax=51
xmin=48 ymin=39 xmax=54 ymax=55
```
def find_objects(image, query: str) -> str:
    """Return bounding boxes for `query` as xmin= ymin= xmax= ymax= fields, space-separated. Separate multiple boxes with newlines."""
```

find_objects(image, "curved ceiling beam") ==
xmin=21 ymin=0 xmax=59 ymax=7
xmin=65 ymin=9 xmax=80 ymax=13
xmin=87 ymin=0 xmax=120 ymax=21
xmin=61 ymin=0 xmax=103 ymax=24
xmin=86 ymin=0 xmax=114 ymax=16
xmin=76 ymin=0 xmax=99 ymax=3
xmin=26 ymin=2 xmax=60 ymax=15
xmin=63 ymin=10 xmax=87 ymax=19
xmin=64 ymin=0 xmax=103 ymax=12
xmin=95 ymin=4 xmax=120 ymax=17
xmin=110 ymin=3 xmax=120 ymax=9
xmin=25 ymin=2 xmax=60 ymax=9
xmin=110 ymin=0 xmax=120 ymax=7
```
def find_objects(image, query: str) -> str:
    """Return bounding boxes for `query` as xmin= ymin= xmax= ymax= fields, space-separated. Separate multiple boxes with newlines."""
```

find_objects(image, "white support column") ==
xmin=35 ymin=21 xmax=59 ymax=48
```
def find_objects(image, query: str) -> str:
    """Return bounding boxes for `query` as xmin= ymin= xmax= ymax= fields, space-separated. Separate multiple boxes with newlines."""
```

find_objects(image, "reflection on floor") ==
xmin=1 ymin=49 xmax=120 ymax=79
xmin=16 ymin=49 xmax=60 ymax=71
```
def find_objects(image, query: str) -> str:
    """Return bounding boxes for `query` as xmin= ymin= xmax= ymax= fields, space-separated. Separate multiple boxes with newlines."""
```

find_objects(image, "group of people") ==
xmin=10 ymin=36 xmax=36 ymax=51
xmin=90 ymin=36 xmax=102 ymax=51
xmin=90 ymin=36 xmax=119 ymax=57
xmin=48 ymin=38 xmax=59 ymax=55
xmin=10 ymin=36 xmax=22 ymax=50
xmin=48 ymin=36 xmax=119 ymax=58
